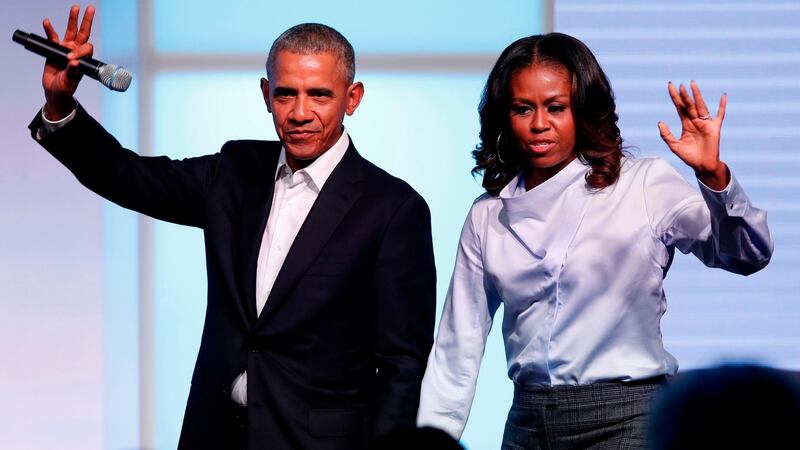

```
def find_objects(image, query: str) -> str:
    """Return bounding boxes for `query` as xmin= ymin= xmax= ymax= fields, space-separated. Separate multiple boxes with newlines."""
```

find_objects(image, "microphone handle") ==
xmin=13 ymin=30 xmax=103 ymax=81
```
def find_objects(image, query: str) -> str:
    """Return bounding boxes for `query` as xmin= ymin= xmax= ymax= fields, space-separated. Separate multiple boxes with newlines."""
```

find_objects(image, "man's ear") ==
xmin=260 ymin=77 xmax=271 ymax=113
xmin=345 ymin=81 xmax=364 ymax=116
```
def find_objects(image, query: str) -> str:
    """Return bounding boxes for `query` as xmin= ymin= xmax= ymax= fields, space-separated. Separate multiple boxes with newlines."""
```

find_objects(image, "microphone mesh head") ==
xmin=98 ymin=64 xmax=133 ymax=92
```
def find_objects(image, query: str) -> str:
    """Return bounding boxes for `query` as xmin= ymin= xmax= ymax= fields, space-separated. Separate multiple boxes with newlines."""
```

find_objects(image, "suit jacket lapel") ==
xmin=255 ymin=143 xmax=366 ymax=325
xmin=240 ymin=144 xmax=280 ymax=323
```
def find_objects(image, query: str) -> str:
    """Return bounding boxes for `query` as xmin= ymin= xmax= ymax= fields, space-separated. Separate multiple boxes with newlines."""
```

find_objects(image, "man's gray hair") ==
xmin=267 ymin=23 xmax=356 ymax=84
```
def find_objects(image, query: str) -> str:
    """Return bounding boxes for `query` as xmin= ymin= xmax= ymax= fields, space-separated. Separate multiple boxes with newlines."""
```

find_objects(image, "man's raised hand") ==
xmin=42 ymin=4 xmax=95 ymax=120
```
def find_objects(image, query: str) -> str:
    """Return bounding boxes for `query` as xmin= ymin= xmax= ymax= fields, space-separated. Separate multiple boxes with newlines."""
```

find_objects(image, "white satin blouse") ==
xmin=417 ymin=156 xmax=773 ymax=439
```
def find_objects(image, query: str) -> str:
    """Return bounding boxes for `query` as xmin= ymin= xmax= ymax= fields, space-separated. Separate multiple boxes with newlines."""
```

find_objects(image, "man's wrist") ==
xmin=38 ymin=100 xmax=78 ymax=141
xmin=43 ymin=97 xmax=77 ymax=122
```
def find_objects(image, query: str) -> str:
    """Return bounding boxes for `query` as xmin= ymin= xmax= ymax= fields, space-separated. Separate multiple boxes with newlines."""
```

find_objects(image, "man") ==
xmin=30 ymin=6 xmax=436 ymax=450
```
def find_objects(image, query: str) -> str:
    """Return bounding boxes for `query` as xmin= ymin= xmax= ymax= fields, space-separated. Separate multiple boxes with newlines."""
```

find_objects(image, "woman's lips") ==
xmin=527 ymin=141 xmax=555 ymax=154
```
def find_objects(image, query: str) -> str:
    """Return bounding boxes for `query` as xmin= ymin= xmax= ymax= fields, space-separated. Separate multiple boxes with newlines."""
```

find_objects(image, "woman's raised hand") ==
xmin=658 ymin=81 xmax=730 ymax=190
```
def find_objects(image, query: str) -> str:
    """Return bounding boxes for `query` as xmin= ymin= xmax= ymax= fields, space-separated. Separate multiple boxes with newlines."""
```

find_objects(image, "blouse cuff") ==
xmin=697 ymin=172 xmax=750 ymax=218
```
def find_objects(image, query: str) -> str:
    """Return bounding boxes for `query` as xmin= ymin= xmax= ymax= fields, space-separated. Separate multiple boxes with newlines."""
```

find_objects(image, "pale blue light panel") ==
xmin=154 ymin=72 xmax=276 ymax=152
xmin=100 ymin=1 xmax=141 ymax=449
xmin=100 ymin=0 xmax=138 ymax=59
xmin=152 ymin=223 xmax=205 ymax=450
xmin=153 ymin=0 xmax=539 ymax=54
xmin=151 ymin=70 xmax=513 ymax=449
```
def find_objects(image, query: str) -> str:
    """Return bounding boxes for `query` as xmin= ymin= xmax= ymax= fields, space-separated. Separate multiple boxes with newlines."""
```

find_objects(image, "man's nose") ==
xmin=290 ymin=97 xmax=313 ymax=123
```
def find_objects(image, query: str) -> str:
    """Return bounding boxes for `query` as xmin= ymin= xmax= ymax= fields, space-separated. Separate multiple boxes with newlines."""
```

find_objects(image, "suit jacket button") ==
xmin=221 ymin=384 xmax=229 ymax=395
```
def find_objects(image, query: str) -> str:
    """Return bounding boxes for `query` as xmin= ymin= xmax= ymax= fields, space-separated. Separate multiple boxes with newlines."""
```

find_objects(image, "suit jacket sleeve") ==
xmin=29 ymin=104 xmax=219 ymax=228
xmin=368 ymin=191 xmax=436 ymax=440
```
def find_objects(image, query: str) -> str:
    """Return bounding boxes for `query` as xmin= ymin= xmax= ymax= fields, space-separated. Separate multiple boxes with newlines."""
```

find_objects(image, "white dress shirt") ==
xmin=417 ymin=156 xmax=773 ymax=439
xmin=230 ymin=130 xmax=350 ymax=405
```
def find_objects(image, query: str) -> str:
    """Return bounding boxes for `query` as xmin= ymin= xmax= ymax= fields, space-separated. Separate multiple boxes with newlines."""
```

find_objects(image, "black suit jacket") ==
xmin=30 ymin=106 xmax=436 ymax=450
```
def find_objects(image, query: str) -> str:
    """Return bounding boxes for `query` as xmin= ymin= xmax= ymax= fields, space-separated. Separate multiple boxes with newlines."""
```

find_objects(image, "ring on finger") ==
xmin=698 ymin=114 xmax=711 ymax=120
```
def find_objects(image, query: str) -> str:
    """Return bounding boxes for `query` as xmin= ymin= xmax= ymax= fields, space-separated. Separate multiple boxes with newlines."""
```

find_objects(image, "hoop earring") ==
xmin=496 ymin=132 xmax=506 ymax=165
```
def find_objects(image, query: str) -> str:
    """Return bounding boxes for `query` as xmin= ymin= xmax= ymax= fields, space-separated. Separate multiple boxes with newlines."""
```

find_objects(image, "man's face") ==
xmin=262 ymin=51 xmax=363 ymax=171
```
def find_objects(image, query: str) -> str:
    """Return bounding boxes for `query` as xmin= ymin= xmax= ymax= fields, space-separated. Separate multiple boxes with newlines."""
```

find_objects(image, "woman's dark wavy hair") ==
xmin=473 ymin=33 xmax=623 ymax=194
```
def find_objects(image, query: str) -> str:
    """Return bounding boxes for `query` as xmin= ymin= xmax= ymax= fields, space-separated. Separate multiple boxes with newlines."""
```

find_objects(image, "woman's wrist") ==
xmin=696 ymin=162 xmax=729 ymax=191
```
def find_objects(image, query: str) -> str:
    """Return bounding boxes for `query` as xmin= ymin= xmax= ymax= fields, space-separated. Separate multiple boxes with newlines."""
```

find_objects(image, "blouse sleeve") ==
xmin=643 ymin=158 xmax=773 ymax=275
xmin=416 ymin=203 xmax=501 ymax=439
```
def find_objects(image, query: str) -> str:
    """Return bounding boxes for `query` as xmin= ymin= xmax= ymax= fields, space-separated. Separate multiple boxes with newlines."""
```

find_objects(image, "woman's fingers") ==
xmin=670 ymin=80 xmax=725 ymax=125
xmin=658 ymin=121 xmax=678 ymax=147
xmin=690 ymin=81 xmax=711 ymax=119
xmin=678 ymin=83 xmax=698 ymax=118
xmin=716 ymin=93 xmax=728 ymax=123
xmin=668 ymin=81 xmax=685 ymax=110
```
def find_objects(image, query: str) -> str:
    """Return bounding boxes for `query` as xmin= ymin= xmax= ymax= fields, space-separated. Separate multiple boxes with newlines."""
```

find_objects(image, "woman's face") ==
xmin=508 ymin=63 xmax=577 ymax=184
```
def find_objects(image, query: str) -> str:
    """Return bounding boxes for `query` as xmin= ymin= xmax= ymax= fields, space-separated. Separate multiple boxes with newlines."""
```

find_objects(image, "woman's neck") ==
xmin=524 ymin=153 xmax=577 ymax=191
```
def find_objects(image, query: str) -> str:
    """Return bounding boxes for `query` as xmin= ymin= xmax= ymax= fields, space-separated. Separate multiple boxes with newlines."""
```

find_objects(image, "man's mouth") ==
xmin=286 ymin=130 xmax=319 ymax=140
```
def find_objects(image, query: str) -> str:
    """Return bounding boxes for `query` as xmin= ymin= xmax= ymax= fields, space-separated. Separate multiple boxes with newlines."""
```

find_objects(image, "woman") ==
xmin=417 ymin=33 xmax=773 ymax=449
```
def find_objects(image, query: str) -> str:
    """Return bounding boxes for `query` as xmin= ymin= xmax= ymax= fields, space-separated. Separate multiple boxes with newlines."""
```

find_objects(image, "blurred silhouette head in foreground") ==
xmin=371 ymin=426 xmax=464 ymax=450
xmin=648 ymin=363 xmax=800 ymax=450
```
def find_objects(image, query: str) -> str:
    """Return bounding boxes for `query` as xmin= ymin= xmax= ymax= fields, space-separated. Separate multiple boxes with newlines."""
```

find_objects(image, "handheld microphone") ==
xmin=12 ymin=29 xmax=132 ymax=92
